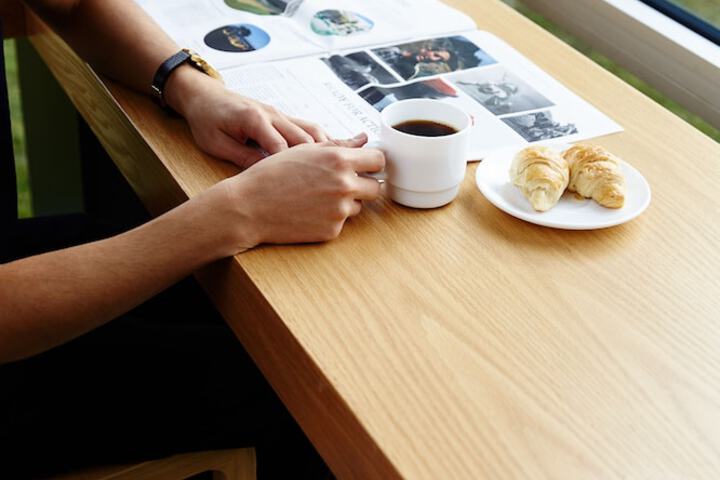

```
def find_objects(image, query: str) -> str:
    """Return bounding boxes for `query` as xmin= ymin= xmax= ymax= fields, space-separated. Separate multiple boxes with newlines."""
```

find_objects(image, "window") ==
xmin=516 ymin=0 xmax=720 ymax=129
xmin=640 ymin=0 xmax=720 ymax=44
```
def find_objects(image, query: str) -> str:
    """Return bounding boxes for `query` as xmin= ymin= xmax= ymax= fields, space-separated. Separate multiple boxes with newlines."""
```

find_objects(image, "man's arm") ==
xmin=0 ymin=136 xmax=384 ymax=364
xmin=21 ymin=0 xmax=329 ymax=165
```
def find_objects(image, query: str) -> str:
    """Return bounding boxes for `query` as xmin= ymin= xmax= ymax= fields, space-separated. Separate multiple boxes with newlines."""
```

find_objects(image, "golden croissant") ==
xmin=510 ymin=146 xmax=569 ymax=212
xmin=563 ymin=144 xmax=626 ymax=208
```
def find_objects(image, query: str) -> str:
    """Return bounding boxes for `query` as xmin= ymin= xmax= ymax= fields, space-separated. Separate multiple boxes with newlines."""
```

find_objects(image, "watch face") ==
xmin=184 ymin=51 xmax=222 ymax=80
xmin=204 ymin=24 xmax=271 ymax=52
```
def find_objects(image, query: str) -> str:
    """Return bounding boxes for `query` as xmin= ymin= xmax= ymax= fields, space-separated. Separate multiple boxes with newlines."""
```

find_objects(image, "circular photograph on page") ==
xmin=204 ymin=24 xmax=271 ymax=53
xmin=310 ymin=10 xmax=374 ymax=37
xmin=224 ymin=0 xmax=304 ymax=16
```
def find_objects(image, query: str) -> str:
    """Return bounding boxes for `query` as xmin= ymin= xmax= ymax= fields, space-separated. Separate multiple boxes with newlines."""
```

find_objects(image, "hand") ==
xmin=165 ymin=67 xmax=329 ymax=169
xmin=207 ymin=133 xmax=384 ymax=253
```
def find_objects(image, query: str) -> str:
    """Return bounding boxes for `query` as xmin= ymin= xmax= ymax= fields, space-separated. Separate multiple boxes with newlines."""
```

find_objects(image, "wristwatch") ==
xmin=151 ymin=48 xmax=223 ymax=109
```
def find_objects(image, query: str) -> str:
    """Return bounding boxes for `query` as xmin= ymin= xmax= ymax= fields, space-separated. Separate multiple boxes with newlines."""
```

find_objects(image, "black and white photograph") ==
xmin=359 ymin=78 xmax=459 ymax=111
xmin=451 ymin=65 xmax=554 ymax=115
xmin=321 ymin=51 xmax=399 ymax=91
xmin=502 ymin=110 xmax=578 ymax=142
xmin=372 ymin=36 xmax=496 ymax=81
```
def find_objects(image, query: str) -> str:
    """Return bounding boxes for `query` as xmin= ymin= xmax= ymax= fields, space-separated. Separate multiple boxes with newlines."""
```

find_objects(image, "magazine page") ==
xmin=288 ymin=0 xmax=476 ymax=51
xmin=221 ymin=30 xmax=623 ymax=160
xmin=136 ymin=0 xmax=475 ymax=70
xmin=137 ymin=0 xmax=310 ymax=69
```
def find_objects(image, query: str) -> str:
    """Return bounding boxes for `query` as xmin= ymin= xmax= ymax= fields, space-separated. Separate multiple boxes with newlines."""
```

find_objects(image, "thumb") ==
xmin=325 ymin=132 xmax=368 ymax=149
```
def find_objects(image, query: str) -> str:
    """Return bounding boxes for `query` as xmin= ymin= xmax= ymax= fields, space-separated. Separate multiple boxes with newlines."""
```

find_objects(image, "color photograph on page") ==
xmin=136 ymin=0 xmax=475 ymax=70
xmin=221 ymin=31 xmax=622 ymax=160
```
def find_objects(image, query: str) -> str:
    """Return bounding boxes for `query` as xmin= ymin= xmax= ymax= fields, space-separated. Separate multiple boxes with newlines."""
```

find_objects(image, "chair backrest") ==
xmin=51 ymin=448 xmax=256 ymax=480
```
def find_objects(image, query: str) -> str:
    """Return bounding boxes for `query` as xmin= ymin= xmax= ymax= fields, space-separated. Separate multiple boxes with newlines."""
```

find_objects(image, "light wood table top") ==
xmin=24 ymin=0 xmax=720 ymax=478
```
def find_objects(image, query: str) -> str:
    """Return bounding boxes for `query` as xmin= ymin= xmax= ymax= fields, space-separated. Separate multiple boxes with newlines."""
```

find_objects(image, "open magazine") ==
xmin=137 ymin=0 xmax=622 ymax=160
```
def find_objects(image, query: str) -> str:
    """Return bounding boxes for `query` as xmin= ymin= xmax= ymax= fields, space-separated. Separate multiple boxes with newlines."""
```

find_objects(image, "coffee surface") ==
xmin=393 ymin=120 xmax=458 ymax=137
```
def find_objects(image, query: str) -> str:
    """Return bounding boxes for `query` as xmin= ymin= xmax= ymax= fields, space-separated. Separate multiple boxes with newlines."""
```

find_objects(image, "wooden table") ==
xmin=22 ymin=0 xmax=720 ymax=478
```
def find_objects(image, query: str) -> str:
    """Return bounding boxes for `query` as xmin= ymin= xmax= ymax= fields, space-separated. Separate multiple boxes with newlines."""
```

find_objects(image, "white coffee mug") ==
xmin=366 ymin=99 xmax=470 ymax=209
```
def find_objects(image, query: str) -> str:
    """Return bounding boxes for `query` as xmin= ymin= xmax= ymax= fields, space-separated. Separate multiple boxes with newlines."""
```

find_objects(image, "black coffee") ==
xmin=393 ymin=120 xmax=458 ymax=137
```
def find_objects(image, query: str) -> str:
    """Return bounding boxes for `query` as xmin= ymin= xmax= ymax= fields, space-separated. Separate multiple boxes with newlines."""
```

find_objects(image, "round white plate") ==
xmin=475 ymin=147 xmax=651 ymax=230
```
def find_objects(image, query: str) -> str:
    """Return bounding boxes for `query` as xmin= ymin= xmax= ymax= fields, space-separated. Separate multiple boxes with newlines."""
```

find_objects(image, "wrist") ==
xmin=164 ymin=64 xmax=221 ymax=117
xmin=200 ymin=177 xmax=263 ymax=257
xmin=127 ymin=193 xmax=237 ymax=271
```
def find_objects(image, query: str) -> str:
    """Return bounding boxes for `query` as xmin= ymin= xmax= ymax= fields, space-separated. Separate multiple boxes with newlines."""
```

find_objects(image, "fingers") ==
xmin=318 ymin=133 xmax=383 ymax=173
xmin=215 ymin=132 xmax=267 ymax=168
xmin=290 ymin=117 xmax=329 ymax=143
xmin=348 ymin=200 xmax=363 ymax=217
xmin=246 ymin=112 xmax=328 ymax=153
xmin=352 ymin=176 xmax=383 ymax=201
xmin=343 ymin=146 xmax=385 ymax=174
xmin=249 ymin=120 xmax=289 ymax=155
xmin=273 ymin=117 xmax=315 ymax=147
xmin=328 ymin=132 xmax=368 ymax=149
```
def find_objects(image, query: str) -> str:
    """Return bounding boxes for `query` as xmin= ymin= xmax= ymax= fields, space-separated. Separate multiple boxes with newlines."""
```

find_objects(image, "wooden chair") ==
xmin=51 ymin=448 xmax=256 ymax=480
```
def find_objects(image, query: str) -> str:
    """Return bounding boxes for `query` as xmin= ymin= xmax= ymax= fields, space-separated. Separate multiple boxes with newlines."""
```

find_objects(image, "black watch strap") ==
xmin=151 ymin=50 xmax=193 ymax=109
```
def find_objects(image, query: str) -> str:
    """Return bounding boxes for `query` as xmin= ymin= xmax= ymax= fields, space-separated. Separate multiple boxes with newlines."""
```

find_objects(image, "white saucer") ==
xmin=475 ymin=147 xmax=651 ymax=230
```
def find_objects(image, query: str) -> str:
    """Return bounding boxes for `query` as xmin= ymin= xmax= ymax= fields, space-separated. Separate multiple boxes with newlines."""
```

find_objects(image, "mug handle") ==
xmin=359 ymin=140 xmax=387 ymax=182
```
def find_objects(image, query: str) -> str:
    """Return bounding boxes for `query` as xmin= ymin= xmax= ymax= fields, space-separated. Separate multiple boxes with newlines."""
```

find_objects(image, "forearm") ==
xmin=22 ymin=0 xmax=226 ymax=130
xmin=21 ymin=0 xmax=327 ymax=165
xmin=22 ymin=0 xmax=178 ymax=93
xmin=0 ymin=185 xmax=249 ymax=364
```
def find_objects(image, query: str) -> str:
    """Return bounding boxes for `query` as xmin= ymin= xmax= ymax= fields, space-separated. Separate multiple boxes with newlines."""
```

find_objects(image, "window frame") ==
xmin=638 ymin=0 xmax=720 ymax=46
xmin=519 ymin=0 xmax=720 ymax=130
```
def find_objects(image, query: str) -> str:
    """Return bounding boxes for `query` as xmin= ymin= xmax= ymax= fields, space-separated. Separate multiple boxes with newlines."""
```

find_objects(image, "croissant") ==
xmin=510 ymin=146 xmax=569 ymax=212
xmin=563 ymin=144 xmax=625 ymax=208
